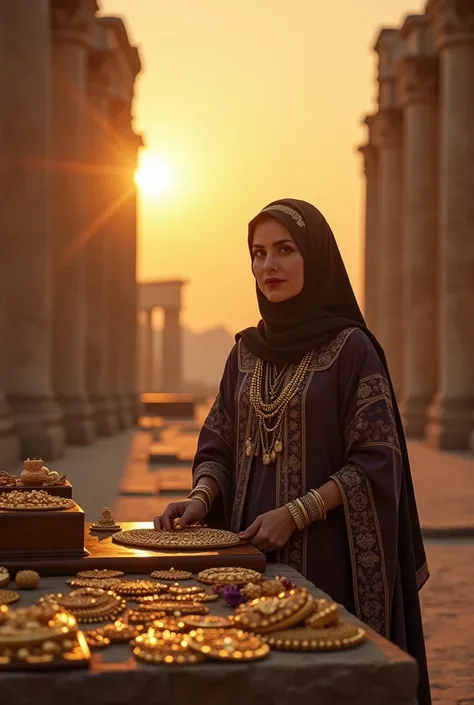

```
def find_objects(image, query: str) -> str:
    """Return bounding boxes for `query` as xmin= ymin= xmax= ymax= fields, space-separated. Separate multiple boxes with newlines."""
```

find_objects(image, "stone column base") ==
xmin=57 ymin=395 xmax=96 ymax=445
xmin=89 ymin=393 xmax=118 ymax=437
xmin=400 ymin=395 xmax=431 ymax=440
xmin=8 ymin=395 xmax=65 ymax=460
xmin=425 ymin=394 xmax=474 ymax=451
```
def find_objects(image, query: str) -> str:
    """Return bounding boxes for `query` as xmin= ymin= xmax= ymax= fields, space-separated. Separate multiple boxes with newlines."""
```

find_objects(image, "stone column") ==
xmin=425 ymin=0 xmax=474 ymax=449
xmin=85 ymin=39 xmax=118 ymax=436
xmin=373 ymin=109 xmax=404 ymax=395
xmin=50 ymin=0 xmax=97 ymax=444
xmin=358 ymin=115 xmax=379 ymax=335
xmin=0 ymin=5 xmax=20 ymax=468
xmin=162 ymin=307 xmax=182 ymax=392
xmin=397 ymin=16 xmax=440 ymax=439
xmin=2 ymin=0 xmax=65 ymax=460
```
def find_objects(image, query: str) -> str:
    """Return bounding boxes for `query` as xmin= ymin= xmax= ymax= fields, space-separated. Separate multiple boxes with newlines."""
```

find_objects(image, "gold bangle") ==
xmin=309 ymin=490 xmax=327 ymax=520
xmin=190 ymin=494 xmax=209 ymax=514
xmin=295 ymin=498 xmax=310 ymax=528
xmin=301 ymin=493 xmax=320 ymax=523
xmin=285 ymin=501 xmax=305 ymax=532
xmin=193 ymin=485 xmax=214 ymax=505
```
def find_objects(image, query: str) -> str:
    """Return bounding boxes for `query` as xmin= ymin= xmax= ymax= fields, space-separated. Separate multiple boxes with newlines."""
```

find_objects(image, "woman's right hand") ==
xmin=153 ymin=499 xmax=207 ymax=531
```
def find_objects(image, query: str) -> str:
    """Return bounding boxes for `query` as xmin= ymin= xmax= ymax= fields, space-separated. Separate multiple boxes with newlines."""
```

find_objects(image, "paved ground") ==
xmin=16 ymin=424 xmax=474 ymax=705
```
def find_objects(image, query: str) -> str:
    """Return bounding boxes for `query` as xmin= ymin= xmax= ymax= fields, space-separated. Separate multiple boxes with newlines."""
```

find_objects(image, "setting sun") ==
xmin=135 ymin=152 xmax=174 ymax=196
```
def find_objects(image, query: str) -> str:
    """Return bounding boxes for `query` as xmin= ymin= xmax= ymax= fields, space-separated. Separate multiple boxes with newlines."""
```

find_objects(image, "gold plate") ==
xmin=112 ymin=527 xmax=241 ymax=551
xmin=196 ymin=567 xmax=262 ymax=585
xmin=188 ymin=628 xmax=270 ymax=661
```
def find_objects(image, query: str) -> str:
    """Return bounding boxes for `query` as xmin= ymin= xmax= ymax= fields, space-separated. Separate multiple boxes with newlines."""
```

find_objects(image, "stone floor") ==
xmin=15 ymin=423 xmax=474 ymax=705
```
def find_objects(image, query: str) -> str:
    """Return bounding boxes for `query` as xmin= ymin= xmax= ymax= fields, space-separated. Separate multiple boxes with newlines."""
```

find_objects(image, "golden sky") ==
xmin=100 ymin=0 xmax=424 ymax=334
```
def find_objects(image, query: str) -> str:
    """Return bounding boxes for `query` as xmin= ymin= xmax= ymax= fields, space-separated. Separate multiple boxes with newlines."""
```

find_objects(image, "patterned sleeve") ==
xmin=192 ymin=345 xmax=238 ymax=513
xmin=330 ymin=331 xmax=402 ymax=638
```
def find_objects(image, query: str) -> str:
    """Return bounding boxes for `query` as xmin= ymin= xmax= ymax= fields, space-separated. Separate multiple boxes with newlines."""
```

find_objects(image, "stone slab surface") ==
xmin=0 ymin=565 xmax=417 ymax=705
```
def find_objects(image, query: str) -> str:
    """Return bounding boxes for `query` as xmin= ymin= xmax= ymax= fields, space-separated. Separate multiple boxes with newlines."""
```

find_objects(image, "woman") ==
xmin=154 ymin=198 xmax=431 ymax=705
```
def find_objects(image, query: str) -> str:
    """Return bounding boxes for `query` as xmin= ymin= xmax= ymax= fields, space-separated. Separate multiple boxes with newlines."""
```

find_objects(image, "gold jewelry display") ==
xmin=241 ymin=579 xmax=287 ymax=600
xmin=0 ymin=590 xmax=20 ymax=606
xmin=263 ymin=622 xmax=366 ymax=651
xmin=132 ymin=630 xmax=205 ymax=665
xmin=90 ymin=507 xmax=122 ymax=532
xmin=150 ymin=568 xmax=192 ymax=581
xmin=0 ymin=603 xmax=86 ymax=666
xmin=182 ymin=615 xmax=233 ymax=630
xmin=66 ymin=578 xmax=121 ymax=590
xmin=188 ymin=628 xmax=270 ymax=662
xmin=112 ymin=527 xmax=240 ymax=551
xmin=305 ymin=599 xmax=339 ymax=629
xmin=0 ymin=568 xmax=10 ymax=589
xmin=127 ymin=609 xmax=167 ymax=625
xmin=15 ymin=570 xmax=40 ymax=590
xmin=196 ymin=567 xmax=262 ymax=586
xmin=233 ymin=588 xmax=314 ymax=634
xmin=248 ymin=351 xmax=313 ymax=464
xmin=51 ymin=589 xmax=126 ymax=623
xmin=0 ymin=471 xmax=17 ymax=487
xmin=76 ymin=569 xmax=125 ymax=580
xmin=113 ymin=580 xmax=167 ymax=597
xmin=0 ymin=490 xmax=75 ymax=511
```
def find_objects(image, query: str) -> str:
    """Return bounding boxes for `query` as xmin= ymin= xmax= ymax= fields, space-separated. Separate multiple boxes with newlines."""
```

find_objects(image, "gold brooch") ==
xmin=263 ymin=622 xmax=366 ymax=651
xmin=196 ymin=567 xmax=262 ymax=586
xmin=187 ymin=628 xmax=270 ymax=661
xmin=233 ymin=588 xmax=314 ymax=633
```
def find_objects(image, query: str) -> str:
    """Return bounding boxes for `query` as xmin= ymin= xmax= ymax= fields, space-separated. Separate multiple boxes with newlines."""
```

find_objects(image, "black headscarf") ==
xmin=236 ymin=198 xmax=430 ymax=704
xmin=237 ymin=198 xmax=366 ymax=364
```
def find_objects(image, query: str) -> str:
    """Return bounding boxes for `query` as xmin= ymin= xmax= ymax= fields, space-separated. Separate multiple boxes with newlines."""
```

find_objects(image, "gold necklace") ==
xmin=247 ymin=351 xmax=313 ymax=465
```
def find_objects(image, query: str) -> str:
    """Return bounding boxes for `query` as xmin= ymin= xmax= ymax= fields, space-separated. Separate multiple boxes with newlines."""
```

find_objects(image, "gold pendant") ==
xmin=274 ymin=439 xmax=283 ymax=453
xmin=270 ymin=450 xmax=277 ymax=463
xmin=262 ymin=453 xmax=271 ymax=465
xmin=246 ymin=443 xmax=255 ymax=457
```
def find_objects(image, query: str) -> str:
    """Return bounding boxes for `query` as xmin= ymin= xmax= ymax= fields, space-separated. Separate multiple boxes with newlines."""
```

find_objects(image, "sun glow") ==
xmin=135 ymin=152 xmax=174 ymax=196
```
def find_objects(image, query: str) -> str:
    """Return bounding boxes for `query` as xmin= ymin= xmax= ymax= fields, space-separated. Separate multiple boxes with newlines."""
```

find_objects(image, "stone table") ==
xmin=0 ymin=564 xmax=418 ymax=705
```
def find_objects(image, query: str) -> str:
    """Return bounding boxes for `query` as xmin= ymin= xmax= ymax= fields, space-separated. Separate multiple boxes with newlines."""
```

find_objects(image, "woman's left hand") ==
xmin=238 ymin=506 xmax=296 ymax=552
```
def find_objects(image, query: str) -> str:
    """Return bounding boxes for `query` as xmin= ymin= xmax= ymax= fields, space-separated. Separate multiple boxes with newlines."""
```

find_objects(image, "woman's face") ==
xmin=251 ymin=218 xmax=304 ymax=303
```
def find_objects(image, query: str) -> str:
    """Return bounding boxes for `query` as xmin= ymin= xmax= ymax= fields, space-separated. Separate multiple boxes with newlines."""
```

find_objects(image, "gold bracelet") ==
xmin=192 ymin=485 xmax=213 ymax=506
xmin=285 ymin=501 xmax=305 ymax=531
xmin=295 ymin=498 xmax=310 ymax=528
xmin=190 ymin=494 xmax=209 ymax=514
xmin=300 ymin=493 xmax=320 ymax=523
xmin=309 ymin=490 xmax=327 ymax=520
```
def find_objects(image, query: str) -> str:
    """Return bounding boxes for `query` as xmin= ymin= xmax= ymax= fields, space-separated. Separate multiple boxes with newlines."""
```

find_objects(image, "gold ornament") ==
xmin=196 ymin=567 xmax=262 ymax=586
xmin=241 ymin=579 xmax=286 ymax=600
xmin=83 ymin=631 xmax=110 ymax=649
xmin=93 ymin=620 xmax=139 ymax=644
xmin=0 ymin=471 xmax=17 ymax=487
xmin=149 ymin=617 xmax=190 ymax=633
xmin=127 ymin=609 xmax=167 ymax=625
xmin=305 ymin=599 xmax=339 ymax=629
xmin=76 ymin=569 xmax=124 ymax=580
xmin=263 ymin=622 xmax=366 ymax=651
xmin=132 ymin=629 xmax=205 ymax=665
xmin=90 ymin=507 xmax=121 ymax=532
xmin=182 ymin=615 xmax=233 ymax=630
xmin=112 ymin=527 xmax=240 ymax=551
xmin=168 ymin=585 xmax=205 ymax=597
xmin=0 ymin=490 xmax=75 ymax=511
xmin=43 ymin=473 xmax=67 ymax=487
xmin=45 ymin=588 xmax=126 ymax=624
xmin=188 ymin=627 xmax=270 ymax=662
xmin=15 ymin=570 xmax=40 ymax=590
xmin=0 ymin=568 xmax=10 ymax=589
xmin=114 ymin=580 xmax=166 ymax=597
xmin=233 ymin=588 xmax=314 ymax=634
xmin=133 ymin=600 xmax=209 ymax=617
xmin=66 ymin=578 xmax=121 ymax=590
xmin=0 ymin=590 xmax=20 ymax=606
xmin=150 ymin=568 xmax=192 ymax=581
xmin=20 ymin=459 xmax=48 ymax=485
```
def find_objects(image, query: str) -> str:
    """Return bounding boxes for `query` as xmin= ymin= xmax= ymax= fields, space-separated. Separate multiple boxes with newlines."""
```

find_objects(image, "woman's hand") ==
xmin=153 ymin=499 xmax=207 ymax=531
xmin=238 ymin=506 xmax=296 ymax=552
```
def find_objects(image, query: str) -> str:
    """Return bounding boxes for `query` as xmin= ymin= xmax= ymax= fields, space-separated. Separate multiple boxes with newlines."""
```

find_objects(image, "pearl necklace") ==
xmin=247 ymin=351 xmax=313 ymax=465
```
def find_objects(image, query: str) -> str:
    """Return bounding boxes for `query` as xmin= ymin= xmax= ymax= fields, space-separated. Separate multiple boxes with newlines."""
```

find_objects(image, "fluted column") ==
xmin=50 ymin=0 xmax=97 ymax=444
xmin=358 ymin=115 xmax=379 ymax=335
xmin=0 ymin=5 xmax=20 ymax=467
xmin=398 ymin=17 xmax=440 ymax=439
xmin=85 ymin=40 xmax=118 ymax=436
xmin=162 ymin=307 xmax=182 ymax=392
xmin=373 ymin=109 xmax=404 ymax=395
xmin=2 ymin=0 xmax=64 ymax=460
xmin=425 ymin=0 xmax=474 ymax=449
